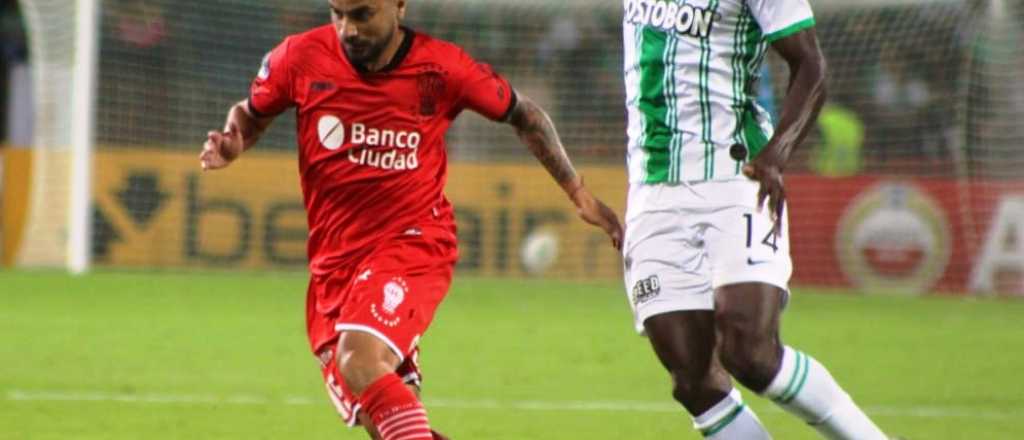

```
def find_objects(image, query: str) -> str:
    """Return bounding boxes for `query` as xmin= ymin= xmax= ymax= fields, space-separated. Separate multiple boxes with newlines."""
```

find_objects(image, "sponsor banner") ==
xmin=91 ymin=148 xmax=308 ymax=269
xmin=85 ymin=148 xmax=627 ymax=278
xmin=787 ymin=175 xmax=1024 ymax=294
xmin=6 ymin=147 xmax=1022 ymax=294
xmin=835 ymin=182 xmax=952 ymax=293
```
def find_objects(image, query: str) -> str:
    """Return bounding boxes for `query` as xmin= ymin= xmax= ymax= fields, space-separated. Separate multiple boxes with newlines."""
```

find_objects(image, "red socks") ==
xmin=360 ymin=374 xmax=433 ymax=440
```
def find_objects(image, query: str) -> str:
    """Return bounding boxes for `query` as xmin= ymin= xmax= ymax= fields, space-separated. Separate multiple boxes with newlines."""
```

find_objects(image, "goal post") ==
xmin=68 ymin=0 xmax=100 ymax=274
xmin=14 ymin=0 xmax=97 ymax=271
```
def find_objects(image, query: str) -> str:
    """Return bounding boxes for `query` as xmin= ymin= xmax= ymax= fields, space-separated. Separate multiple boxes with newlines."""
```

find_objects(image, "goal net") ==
xmin=7 ymin=0 xmax=1022 ymax=295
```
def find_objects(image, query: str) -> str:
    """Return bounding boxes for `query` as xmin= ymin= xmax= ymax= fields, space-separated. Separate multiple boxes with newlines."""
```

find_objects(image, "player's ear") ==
xmin=395 ymin=0 xmax=407 ymax=20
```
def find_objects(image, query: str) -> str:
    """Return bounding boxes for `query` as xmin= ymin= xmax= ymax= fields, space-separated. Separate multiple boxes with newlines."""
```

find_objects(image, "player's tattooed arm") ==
xmin=505 ymin=91 xmax=624 ymax=250
xmin=506 ymin=91 xmax=579 ymax=190
xmin=231 ymin=99 xmax=276 ymax=151
xmin=200 ymin=99 xmax=276 ymax=171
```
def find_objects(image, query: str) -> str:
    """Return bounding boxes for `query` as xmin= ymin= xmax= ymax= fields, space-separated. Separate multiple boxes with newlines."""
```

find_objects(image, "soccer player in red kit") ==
xmin=199 ymin=1 xmax=623 ymax=439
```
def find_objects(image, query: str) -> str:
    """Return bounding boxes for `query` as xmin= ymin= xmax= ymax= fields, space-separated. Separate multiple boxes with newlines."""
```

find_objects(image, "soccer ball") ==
xmin=520 ymin=229 xmax=559 ymax=276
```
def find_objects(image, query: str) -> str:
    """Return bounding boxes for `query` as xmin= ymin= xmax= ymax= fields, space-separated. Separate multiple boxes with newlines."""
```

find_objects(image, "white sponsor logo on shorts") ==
xmin=632 ymin=275 xmax=661 ymax=305
xmin=372 ymin=277 xmax=409 ymax=328
xmin=382 ymin=279 xmax=407 ymax=314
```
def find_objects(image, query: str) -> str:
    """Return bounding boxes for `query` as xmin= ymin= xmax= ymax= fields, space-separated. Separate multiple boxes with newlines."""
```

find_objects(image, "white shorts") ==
xmin=622 ymin=180 xmax=792 ymax=333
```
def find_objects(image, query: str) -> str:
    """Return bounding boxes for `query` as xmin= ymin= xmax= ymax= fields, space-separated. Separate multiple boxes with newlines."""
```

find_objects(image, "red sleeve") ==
xmin=248 ymin=38 xmax=295 ymax=117
xmin=451 ymin=48 xmax=516 ymax=121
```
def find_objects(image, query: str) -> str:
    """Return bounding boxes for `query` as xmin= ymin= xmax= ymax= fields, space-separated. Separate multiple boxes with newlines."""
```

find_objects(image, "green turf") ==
xmin=2 ymin=270 xmax=1023 ymax=439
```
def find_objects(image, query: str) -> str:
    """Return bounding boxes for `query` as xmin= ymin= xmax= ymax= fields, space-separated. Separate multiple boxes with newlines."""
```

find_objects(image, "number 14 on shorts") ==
xmin=744 ymin=213 xmax=779 ymax=265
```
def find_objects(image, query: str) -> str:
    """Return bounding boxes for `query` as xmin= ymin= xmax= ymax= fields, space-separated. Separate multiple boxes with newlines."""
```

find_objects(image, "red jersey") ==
xmin=249 ymin=25 xmax=514 ymax=277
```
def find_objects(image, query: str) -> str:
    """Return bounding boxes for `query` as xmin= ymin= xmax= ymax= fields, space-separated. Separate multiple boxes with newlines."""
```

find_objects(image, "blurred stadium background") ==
xmin=1 ymin=0 xmax=1023 ymax=439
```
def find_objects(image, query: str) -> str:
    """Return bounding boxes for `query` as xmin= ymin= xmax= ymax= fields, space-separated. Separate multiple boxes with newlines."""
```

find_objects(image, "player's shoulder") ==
xmin=408 ymin=29 xmax=472 ymax=66
xmin=276 ymin=24 xmax=338 ymax=58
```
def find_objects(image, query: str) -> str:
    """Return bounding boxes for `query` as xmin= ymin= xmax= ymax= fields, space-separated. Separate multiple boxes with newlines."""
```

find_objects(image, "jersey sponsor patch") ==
xmin=315 ymin=114 xmax=423 ymax=171
xmin=625 ymin=0 xmax=717 ymax=38
xmin=632 ymin=274 xmax=662 ymax=305
xmin=317 ymin=115 xmax=346 ymax=150
xmin=347 ymin=122 xmax=422 ymax=171
xmin=257 ymin=52 xmax=272 ymax=80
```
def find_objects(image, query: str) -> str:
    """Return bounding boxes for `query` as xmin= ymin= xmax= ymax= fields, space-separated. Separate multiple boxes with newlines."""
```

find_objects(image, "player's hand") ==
xmin=571 ymin=186 xmax=624 ymax=251
xmin=200 ymin=122 xmax=244 ymax=171
xmin=743 ymin=155 xmax=786 ymax=237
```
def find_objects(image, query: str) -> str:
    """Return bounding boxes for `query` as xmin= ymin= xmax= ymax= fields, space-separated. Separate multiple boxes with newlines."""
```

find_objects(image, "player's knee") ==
xmin=668 ymin=367 xmax=730 ymax=413
xmin=669 ymin=369 xmax=701 ymax=404
xmin=716 ymin=324 xmax=782 ymax=392
xmin=336 ymin=348 xmax=394 ymax=395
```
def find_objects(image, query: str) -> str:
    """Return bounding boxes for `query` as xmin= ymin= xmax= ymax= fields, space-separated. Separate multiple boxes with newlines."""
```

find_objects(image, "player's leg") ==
xmin=356 ymin=386 xmax=433 ymax=440
xmin=352 ymin=349 xmax=449 ymax=440
xmin=308 ymin=252 xmax=451 ymax=437
xmin=714 ymin=283 xmax=887 ymax=439
xmin=334 ymin=229 xmax=455 ymax=440
xmin=705 ymin=180 xmax=886 ymax=439
xmin=644 ymin=311 xmax=725 ymax=414
xmin=643 ymin=311 xmax=771 ymax=439
xmin=623 ymin=183 xmax=771 ymax=439
xmin=337 ymin=331 xmax=431 ymax=440
xmin=345 ymin=352 xmax=443 ymax=440
xmin=316 ymin=339 xmax=427 ymax=440
xmin=337 ymin=330 xmax=402 ymax=395
xmin=356 ymin=409 xmax=382 ymax=440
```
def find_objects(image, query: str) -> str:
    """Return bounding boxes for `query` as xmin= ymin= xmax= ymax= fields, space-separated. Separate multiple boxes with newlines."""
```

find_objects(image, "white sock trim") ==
xmin=764 ymin=346 xmax=806 ymax=402
xmin=693 ymin=389 xmax=745 ymax=435
xmin=763 ymin=347 xmax=887 ymax=438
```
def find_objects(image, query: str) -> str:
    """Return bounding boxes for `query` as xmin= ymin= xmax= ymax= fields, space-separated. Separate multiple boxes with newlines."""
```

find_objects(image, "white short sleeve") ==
xmin=746 ymin=0 xmax=816 ymax=42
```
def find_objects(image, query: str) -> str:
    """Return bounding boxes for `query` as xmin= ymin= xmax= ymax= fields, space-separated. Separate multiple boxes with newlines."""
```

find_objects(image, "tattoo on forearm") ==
xmin=510 ymin=99 xmax=577 ymax=184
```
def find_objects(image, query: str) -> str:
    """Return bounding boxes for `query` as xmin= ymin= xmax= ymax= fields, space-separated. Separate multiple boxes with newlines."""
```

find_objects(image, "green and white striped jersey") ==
xmin=623 ymin=0 xmax=815 ymax=183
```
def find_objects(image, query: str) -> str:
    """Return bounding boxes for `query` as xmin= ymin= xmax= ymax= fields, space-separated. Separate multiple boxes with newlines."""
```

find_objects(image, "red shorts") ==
xmin=306 ymin=225 xmax=457 ymax=426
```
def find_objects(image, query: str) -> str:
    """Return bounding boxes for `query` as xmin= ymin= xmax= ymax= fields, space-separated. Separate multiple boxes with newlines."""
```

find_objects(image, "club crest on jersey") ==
xmin=632 ymin=275 xmax=661 ymax=305
xmin=417 ymin=71 xmax=446 ymax=117
xmin=625 ymin=0 xmax=716 ymax=38
xmin=372 ymin=277 xmax=408 ymax=328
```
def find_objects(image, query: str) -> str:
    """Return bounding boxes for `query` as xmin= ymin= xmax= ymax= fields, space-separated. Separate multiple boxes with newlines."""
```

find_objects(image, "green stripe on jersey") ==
xmin=665 ymin=34 xmax=680 ymax=182
xmin=742 ymin=103 xmax=771 ymax=158
xmin=637 ymin=27 xmax=672 ymax=183
xmin=730 ymin=6 xmax=749 ymax=168
xmin=698 ymin=0 xmax=718 ymax=180
xmin=765 ymin=17 xmax=816 ymax=42
xmin=739 ymin=11 xmax=769 ymax=162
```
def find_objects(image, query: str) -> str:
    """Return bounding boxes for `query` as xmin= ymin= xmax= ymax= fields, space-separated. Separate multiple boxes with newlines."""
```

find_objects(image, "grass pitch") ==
xmin=2 ymin=271 xmax=1022 ymax=439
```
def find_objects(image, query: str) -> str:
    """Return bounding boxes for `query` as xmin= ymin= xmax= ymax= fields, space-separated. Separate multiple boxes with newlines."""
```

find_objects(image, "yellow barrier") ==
xmin=1 ymin=147 xmax=32 ymax=267
xmin=74 ymin=148 xmax=627 ymax=279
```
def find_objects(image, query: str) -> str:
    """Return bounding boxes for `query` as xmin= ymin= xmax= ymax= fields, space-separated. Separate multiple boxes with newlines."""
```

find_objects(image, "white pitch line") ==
xmin=427 ymin=397 xmax=680 ymax=413
xmin=5 ymin=390 xmax=1021 ymax=420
